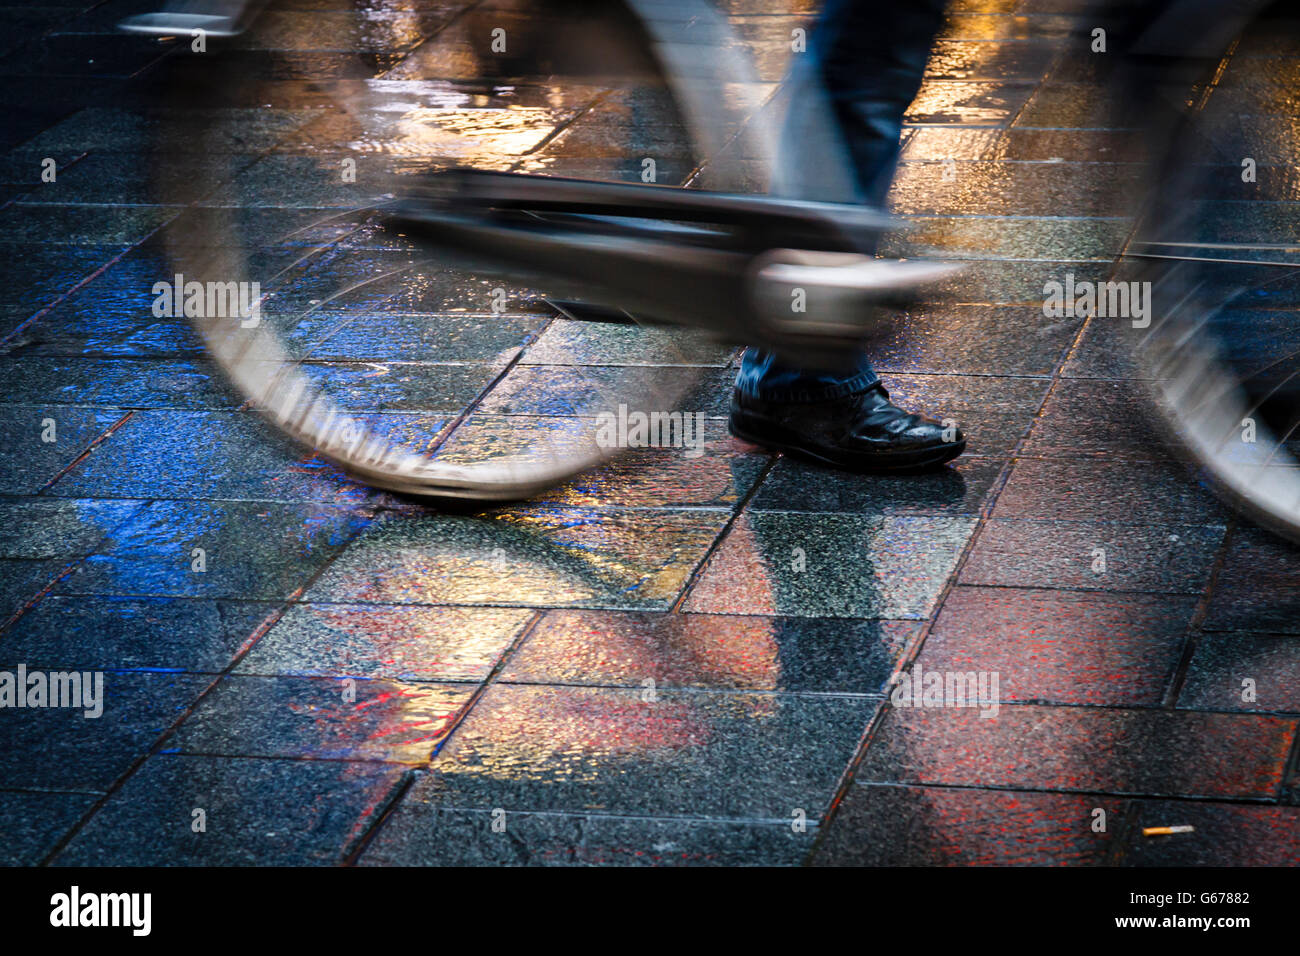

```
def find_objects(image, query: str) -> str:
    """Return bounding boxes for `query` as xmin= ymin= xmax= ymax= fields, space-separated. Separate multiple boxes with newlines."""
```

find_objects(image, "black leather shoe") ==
xmin=729 ymin=382 xmax=965 ymax=471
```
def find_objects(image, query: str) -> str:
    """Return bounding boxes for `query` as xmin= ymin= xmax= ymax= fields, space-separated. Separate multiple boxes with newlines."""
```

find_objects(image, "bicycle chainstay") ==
xmin=385 ymin=169 xmax=964 ymax=368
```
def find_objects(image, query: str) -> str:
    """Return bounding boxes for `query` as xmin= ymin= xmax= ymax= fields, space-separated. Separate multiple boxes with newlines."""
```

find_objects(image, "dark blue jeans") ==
xmin=737 ymin=0 xmax=947 ymax=402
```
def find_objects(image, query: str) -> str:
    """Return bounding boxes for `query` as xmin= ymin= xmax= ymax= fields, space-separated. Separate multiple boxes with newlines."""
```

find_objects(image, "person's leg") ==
xmin=776 ymin=0 xmax=947 ymax=209
xmin=732 ymin=0 xmax=961 ymax=469
xmin=739 ymin=0 xmax=948 ymax=409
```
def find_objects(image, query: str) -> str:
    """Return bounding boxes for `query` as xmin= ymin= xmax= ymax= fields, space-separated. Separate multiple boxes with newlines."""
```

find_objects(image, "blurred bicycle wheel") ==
xmin=133 ymin=0 xmax=780 ymax=499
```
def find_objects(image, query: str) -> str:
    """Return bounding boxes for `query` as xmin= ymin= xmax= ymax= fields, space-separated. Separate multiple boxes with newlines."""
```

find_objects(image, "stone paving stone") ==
xmin=0 ymin=33 xmax=169 ymax=79
xmin=892 ymin=162 xmax=1134 ymax=216
xmin=0 ymin=559 xmax=63 ymax=624
xmin=857 ymin=705 xmax=1296 ymax=799
xmin=56 ymin=499 xmax=371 ymax=600
xmin=153 ymin=206 xmax=374 ymax=250
xmin=4 ymin=307 xmax=204 ymax=358
xmin=0 ymin=242 xmax=118 ymax=310
xmin=984 ymin=128 xmax=1147 ymax=162
xmin=0 ymin=70 xmax=110 ymax=151
xmin=0 ymin=357 xmax=242 ymax=409
xmin=814 ymin=785 xmax=1124 ymax=866
xmin=115 ymin=47 xmax=404 ymax=89
xmin=294 ymin=360 xmax=502 ymax=413
xmin=713 ymin=0 xmax=818 ymax=15
xmin=1204 ymin=525 xmax=1300 ymax=634
xmin=1200 ymin=165 xmax=1300 ymax=204
xmin=1013 ymin=82 xmax=1126 ymax=128
xmin=0 ymin=405 xmax=124 ymax=494
xmin=230 ymin=9 xmax=456 ymax=54
xmin=925 ymin=39 xmax=1057 ymax=80
xmin=729 ymin=26 xmax=808 ymax=85
xmin=18 ymin=151 xmax=254 ymax=206
xmin=940 ymin=13 xmax=1078 ymax=41
xmin=307 ymin=506 xmax=729 ymax=610
xmin=0 ymin=671 xmax=207 ymax=791
xmin=900 ymin=127 xmax=1002 ymax=160
xmin=277 ymin=109 xmax=578 ymax=169
xmin=869 ymin=305 xmax=1078 ymax=378
xmin=1198 ymin=307 xmax=1300 ymax=382
xmin=20 ymin=106 xmax=317 ymax=155
xmin=0 ymin=304 xmax=30 ymax=341
xmin=405 ymin=683 xmax=879 ymax=818
xmin=499 ymin=610 xmax=920 ymax=695
xmin=478 ymin=365 xmax=734 ymax=419
xmin=594 ymin=82 xmax=759 ymax=123
xmin=906 ymin=80 xmax=1036 ymax=125
xmin=0 ymin=498 xmax=142 ymax=560
xmin=750 ymin=455 xmax=1002 ymax=516
xmin=0 ymin=7 xmax=82 ymax=55
xmin=262 ymin=253 xmax=547 ymax=316
xmin=1120 ymin=800 xmax=1300 ymax=866
xmin=959 ymin=518 xmax=1224 ymax=593
xmin=0 ymin=790 xmax=98 ymax=866
xmin=872 ymin=373 xmax=1050 ymax=458
xmin=2 ymin=244 xmax=209 ymax=344
xmin=920 ymin=586 xmax=1197 ymax=706
xmin=539 ymin=121 xmax=697 ymax=160
xmin=527 ymin=433 xmax=770 ymax=510
xmin=418 ymin=412 xmax=631 ymax=473
xmin=0 ymin=202 xmax=175 ymax=245
xmin=236 ymin=603 xmax=532 ymax=682
xmin=684 ymin=512 xmax=977 ymax=619
xmin=1019 ymin=379 xmax=1191 ymax=460
xmin=1061 ymin=315 xmax=1150 ymax=380
xmin=171 ymin=674 xmax=475 ymax=763
xmin=1178 ymin=631 xmax=1300 ymax=714
xmin=200 ymin=154 xmax=396 ymax=208
xmin=1068 ymin=307 xmax=1300 ymax=382
xmin=284 ymin=311 xmax=542 ymax=363
xmin=2 ymin=595 xmax=273 ymax=673
xmin=992 ymin=458 xmax=1231 ymax=525
xmin=338 ymin=411 xmax=453 ymax=458
xmin=883 ymin=215 xmax=1123 ymax=261
xmin=1190 ymin=200 xmax=1300 ymax=244
xmin=360 ymin=805 xmax=812 ymax=866
xmin=1236 ymin=16 xmax=1300 ymax=56
xmin=521 ymin=319 xmax=734 ymax=367
xmin=1189 ymin=261 xmax=1300 ymax=312
xmin=224 ymin=72 xmax=579 ymax=115
xmin=48 ymin=409 xmax=382 ymax=504
xmin=65 ymin=409 xmax=434 ymax=507
xmin=921 ymin=261 xmax=1112 ymax=306
xmin=52 ymin=753 xmax=408 ymax=866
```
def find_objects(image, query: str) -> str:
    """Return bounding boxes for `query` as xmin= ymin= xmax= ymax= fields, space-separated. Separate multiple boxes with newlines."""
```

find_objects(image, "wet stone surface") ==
xmin=402 ymin=682 xmax=879 ymax=818
xmin=360 ymin=805 xmax=813 ymax=866
xmin=2 ymin=0 xmax=1297 ymax=868
xmin=815 ymin=786 xmax=1125 ymax=866
xmin=499 ymin=610 xmax=920 ymax=694
xmin=684 ymin=512 xmax=977 ymax=618
xmin=52 ymin=754 xmax=408 ymax=866
xmin=170 ymin=674 xmax=476 ymax=764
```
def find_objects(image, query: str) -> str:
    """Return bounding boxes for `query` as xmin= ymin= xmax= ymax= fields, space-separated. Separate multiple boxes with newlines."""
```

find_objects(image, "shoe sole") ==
xmin=729 ymin=415 xmax=966 ymax=473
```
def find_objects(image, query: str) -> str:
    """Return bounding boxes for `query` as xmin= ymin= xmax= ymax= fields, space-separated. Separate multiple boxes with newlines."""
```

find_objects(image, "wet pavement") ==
xmin=1 ymin=0 xmax=1299 ymax=867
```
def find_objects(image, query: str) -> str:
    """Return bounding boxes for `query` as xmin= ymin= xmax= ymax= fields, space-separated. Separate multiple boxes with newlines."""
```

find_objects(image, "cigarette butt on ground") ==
xmin=1142 ymin=825 xmax=1195 ymax=836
